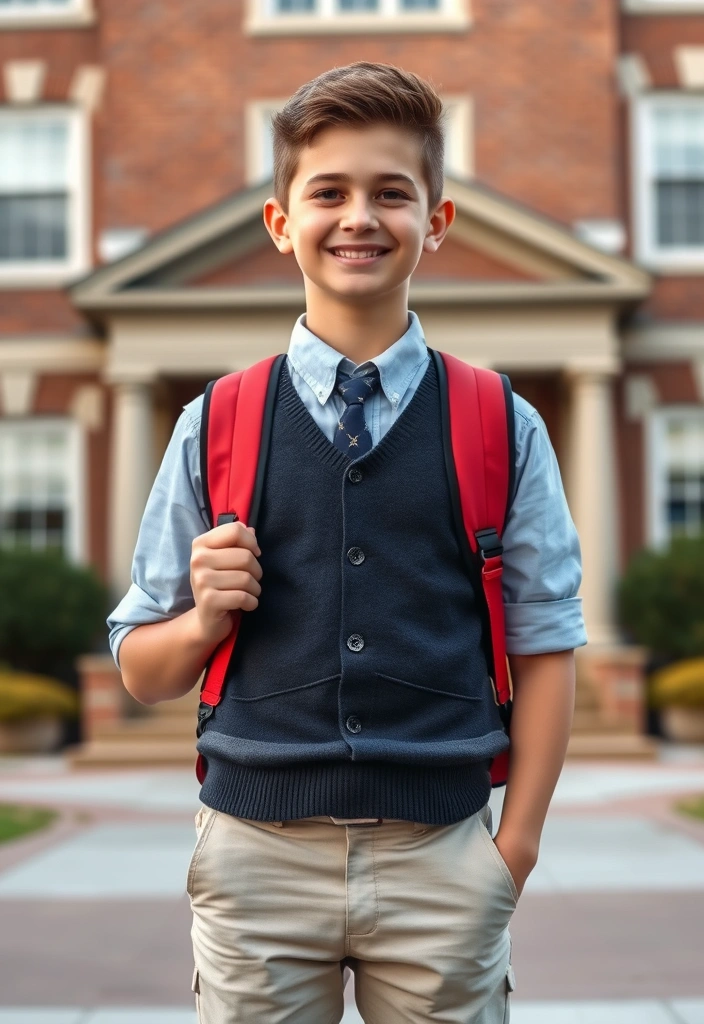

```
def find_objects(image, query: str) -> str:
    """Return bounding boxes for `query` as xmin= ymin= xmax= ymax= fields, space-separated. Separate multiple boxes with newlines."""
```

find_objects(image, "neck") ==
xmin=303 ymin=282 xmax=410 ymax=364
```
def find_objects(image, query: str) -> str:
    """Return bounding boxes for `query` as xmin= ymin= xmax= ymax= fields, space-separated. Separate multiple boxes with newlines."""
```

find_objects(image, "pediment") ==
xmin=70 ymin=176 xmax=650 ymax=314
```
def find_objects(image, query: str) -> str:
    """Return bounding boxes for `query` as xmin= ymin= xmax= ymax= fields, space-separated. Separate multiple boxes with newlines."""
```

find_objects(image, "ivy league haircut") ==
xmin=272 ymin=62 xmax=446 ymax=212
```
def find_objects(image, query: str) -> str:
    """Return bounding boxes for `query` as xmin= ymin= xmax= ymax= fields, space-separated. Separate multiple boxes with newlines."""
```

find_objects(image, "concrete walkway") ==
xmin=1 ymin=750 xmax=703 ymax=1023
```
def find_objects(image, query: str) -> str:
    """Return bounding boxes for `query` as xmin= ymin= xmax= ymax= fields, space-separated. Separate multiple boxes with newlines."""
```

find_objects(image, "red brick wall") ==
xmin=97 ymin=0 xmax=620 ymax=234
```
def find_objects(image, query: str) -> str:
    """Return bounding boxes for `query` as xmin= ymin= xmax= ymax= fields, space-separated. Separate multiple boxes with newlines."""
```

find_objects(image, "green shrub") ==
xmin=649 ymin=658 xmax=704 ymax=708
xmin=0 ymin=548 xmax=108 ymax=675
xmin=0 ymin=670 xmax=79 ymax=722
xmin=618 ymin=536 xmax=704 ymax=660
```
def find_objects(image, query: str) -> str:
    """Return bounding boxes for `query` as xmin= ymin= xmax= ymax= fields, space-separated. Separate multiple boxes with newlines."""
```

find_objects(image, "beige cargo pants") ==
xmin=187 ymin=803 xmax=517 ymax=1023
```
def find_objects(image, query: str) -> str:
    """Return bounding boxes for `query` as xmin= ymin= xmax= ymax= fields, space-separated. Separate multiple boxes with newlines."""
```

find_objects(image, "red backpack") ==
xmin=196 ymin=350 xmax=516 ymax=788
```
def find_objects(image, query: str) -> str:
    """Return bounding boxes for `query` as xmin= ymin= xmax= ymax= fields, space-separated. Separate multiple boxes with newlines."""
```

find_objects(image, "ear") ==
xmin=422 ymin=197 xmax=456 ymax=254
xmin=263 ymin=197 xmax=294 ymax=254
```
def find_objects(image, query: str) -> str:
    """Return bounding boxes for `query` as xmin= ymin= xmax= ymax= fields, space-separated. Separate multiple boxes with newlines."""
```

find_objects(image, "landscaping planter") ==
xmin=0 ymin=716 xmax=63 ymax=754
xmin=661 ymin=706 xmax=704 ymax=744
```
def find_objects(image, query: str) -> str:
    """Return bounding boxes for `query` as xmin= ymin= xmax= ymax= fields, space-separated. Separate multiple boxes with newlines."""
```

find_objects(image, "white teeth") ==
xmin=331 ymin=249 xmax=385 ymax=259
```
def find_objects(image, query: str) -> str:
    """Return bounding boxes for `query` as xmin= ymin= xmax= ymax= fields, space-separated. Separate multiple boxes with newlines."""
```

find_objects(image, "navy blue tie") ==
xmin=333 ymin=366 xmax=381 ymax=457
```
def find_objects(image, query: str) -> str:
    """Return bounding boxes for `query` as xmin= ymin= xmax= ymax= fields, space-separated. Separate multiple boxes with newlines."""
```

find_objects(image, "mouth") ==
xmin=327 ymin=246 xmax=391 ymax=264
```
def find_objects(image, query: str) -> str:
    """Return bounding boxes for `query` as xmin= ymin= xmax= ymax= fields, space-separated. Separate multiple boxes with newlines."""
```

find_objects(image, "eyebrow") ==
xmin=304 ymin=172 xmax=418 ymax=189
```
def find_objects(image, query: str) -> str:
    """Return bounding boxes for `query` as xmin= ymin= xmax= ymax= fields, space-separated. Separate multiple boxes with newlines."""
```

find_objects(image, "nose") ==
xmin=339 ymin=195 xmax=379 ymax=233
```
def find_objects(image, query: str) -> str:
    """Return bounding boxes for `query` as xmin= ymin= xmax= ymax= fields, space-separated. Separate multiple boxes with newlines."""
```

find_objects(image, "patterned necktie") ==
xmin=333 ymin=366 xmax=381 ymax=457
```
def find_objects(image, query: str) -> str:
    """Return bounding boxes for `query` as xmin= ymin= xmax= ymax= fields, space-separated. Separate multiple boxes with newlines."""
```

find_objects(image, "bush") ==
xmin=649 ymin=659 xmax=704 ymax=709
xmin=0 ymin=548 xmax=108 ymax=676
xmin=618 ymin=536 xmax=704 ymax=661
xmin=0 ymin=670 xmax=79 ymax=722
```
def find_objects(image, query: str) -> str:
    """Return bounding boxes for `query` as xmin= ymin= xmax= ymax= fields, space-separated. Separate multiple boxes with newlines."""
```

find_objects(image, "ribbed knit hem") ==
xmin=198 ymin=758 xmax=491 ymax=826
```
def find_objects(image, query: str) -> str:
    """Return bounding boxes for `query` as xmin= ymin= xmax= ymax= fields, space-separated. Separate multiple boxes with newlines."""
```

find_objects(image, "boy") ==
xmin=108 ymin=62 xmax=586 ymax=1023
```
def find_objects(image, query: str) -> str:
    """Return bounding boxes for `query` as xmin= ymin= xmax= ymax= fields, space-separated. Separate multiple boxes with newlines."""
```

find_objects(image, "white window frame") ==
xmin=632 ymin=92 xmax=704 ymax=272
xmin=647 ymin=405 xmax=704 ymax=548
xmin=623 ymin=1 xmax=704 ymax=12
xmin=0 ymin=0 xmax=94 ymax=30
xmin=0 ymin=416 xmax=86 ymax=563
xmin=245 ymin=94 xmax=473 ymax=187
xmin=245 ymin=0 xmax=471 ymax=35
xmin=0 ymin=105 xmax=91 ymax=288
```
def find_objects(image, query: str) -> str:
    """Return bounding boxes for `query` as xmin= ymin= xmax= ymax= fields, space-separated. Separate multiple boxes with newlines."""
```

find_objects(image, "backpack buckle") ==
xmin=196 ymin=701 xmax=215 ymax=739
xmin=475 ymin=528 xmax=503 ymax=561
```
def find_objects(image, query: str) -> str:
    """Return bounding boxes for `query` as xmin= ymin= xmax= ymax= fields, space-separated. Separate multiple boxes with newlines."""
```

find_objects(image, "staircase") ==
xmin=566 ymin=660 xmax=656 ymax=760
xmin=69 ymin=685 xmax=200 ymax=768
xmin=70 ymin=654 xmax=656 ymax=768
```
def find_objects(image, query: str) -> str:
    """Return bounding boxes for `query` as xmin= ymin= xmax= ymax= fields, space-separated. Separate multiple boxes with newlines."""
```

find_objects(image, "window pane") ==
xmin=275 ymin=0 xmax=315 ymax=11
xmin=663 ymin=414 xmax=704 ymax=539
xmin=0 ymin=118 xmax=69 ymax=193
xmin=0 ymin=422 xmax=72 ymax=556
xmin=0 ymin=195 xmax=67 ymax=260
xmin=400 ymin=0 xmax=440 ymax=8
xmin=0 ymin=0 xmax=74 ymax=6
xmin=656 ymin=181 xmax=704 ymax=247
xmin=338 ymin=0 xmax=378 ymax=9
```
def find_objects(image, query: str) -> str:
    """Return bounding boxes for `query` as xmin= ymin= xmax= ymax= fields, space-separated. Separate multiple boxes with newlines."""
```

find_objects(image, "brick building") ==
xmin=1 ymin=0 xmax=703 ymax=656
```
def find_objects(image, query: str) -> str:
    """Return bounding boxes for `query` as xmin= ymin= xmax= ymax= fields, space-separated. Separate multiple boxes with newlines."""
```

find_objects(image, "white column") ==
xmin=108 ymin=380 xmax=155 ymax=598
xmin=565 ymin=370 xmax=620 ymax=647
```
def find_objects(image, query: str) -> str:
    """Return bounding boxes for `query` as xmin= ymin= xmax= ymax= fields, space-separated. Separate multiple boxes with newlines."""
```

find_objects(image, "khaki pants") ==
xmin=187 ymin=804 xmax=517 ymax=1023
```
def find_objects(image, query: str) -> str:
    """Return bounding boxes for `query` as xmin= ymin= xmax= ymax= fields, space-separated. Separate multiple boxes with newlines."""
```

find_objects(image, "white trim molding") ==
xmin=0 ymin=104 xmax=92 ymax=288
xmin=631 ymin=91 xmax=704 ymax=272
xmin=244 ymin=0 xmax=471 ymax=35
xmin=0 ymin=0 xmax=95 ymax=30
xmin=675 ymin=47 xmax=704 ymax=88
xmin=623 ymin=0 xmax=704 ymax=12
xmin=245 ymin=98 xmax=286 ymax=186
xmin=3 ymin=61 xmax=46 ymax=104
xmin=616 ymin=54 xmax=651 ymax=98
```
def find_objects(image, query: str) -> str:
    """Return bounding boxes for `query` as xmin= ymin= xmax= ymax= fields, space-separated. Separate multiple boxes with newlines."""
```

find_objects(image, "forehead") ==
xmin=291 ymin=123 xmax=425 ymax=190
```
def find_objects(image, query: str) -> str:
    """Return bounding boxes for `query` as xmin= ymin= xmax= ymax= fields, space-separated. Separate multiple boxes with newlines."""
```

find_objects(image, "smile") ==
xmin=328 ymin=247 xmax=391 ymax=261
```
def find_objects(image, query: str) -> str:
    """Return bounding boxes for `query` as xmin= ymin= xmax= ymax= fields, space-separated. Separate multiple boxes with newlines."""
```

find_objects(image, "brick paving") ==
xmin=1 ymin=752 xmax=703 ymax=1022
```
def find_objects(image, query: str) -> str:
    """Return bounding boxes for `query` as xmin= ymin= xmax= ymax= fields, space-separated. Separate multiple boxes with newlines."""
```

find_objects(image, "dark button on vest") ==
xmin=348 ymin=467 xmax=363 ymax=483
xmin=347 ymin=633 xmax=365 ymax=652
xmin=346 ymin=715 xmax=362 ymax=734
xmin=347 ymin=547 xmax=365 ymax=565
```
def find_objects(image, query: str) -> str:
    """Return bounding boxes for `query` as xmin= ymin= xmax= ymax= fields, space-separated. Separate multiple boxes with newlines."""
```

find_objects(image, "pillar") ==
xmin=565 ymin=369 xmax=620 ymax=647
xmin=108 ymin=380 xmax=155 ymax=598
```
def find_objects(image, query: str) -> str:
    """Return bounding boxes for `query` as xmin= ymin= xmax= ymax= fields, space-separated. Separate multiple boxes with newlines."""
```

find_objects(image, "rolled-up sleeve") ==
xmin=106 ymin=396 xmax=207 ymax=669
xmin=502 ymin=394 xmax=587 ymax=655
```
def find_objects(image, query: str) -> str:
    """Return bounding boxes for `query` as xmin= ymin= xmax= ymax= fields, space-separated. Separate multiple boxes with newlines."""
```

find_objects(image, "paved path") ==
xmin=1 ymin=750 xmax=703 ymax=1023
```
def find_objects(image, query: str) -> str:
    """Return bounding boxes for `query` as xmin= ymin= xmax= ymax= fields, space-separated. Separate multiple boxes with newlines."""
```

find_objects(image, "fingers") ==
xmin=204 ymin=521 xmax=261 ymax=556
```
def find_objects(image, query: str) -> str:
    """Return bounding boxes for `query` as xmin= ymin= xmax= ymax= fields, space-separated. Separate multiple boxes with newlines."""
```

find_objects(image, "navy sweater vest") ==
xmin=197 ymin=358 xmax=509 ymax=825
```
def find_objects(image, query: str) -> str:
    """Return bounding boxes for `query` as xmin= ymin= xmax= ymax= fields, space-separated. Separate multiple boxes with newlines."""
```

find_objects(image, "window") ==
xmin=247 ymin=0 xmax=469 ymax=34
xmin=648 ymin=408 xmax=704 ymax=546
xmin=0 ymin=0 xmax=93 ymax=26
xmin=0 ymin=418 xmax=84 ymax=561
xmin=634 ymin=95 xmax=704 ymax=268
xmin=0 ymin=107 xmax=89 ymax=283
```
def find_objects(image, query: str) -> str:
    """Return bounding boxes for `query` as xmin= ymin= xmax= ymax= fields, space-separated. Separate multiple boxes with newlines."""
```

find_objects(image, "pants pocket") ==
xmin=478 ymin=807 xmax=519 ymax=905
xmin=186 ymin=805 xmax=217 ymax=899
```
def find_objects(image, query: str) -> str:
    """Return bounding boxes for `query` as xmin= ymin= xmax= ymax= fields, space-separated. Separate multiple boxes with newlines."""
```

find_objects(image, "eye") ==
xmin=378 ymin=189 xmax=409 ymax=201
xmin=313 ymin=188 xmax=343 ymax=201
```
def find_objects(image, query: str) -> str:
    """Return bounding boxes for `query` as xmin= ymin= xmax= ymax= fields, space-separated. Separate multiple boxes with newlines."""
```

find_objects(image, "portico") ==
xmin=70 ymin=176 xmax=651 ymax=648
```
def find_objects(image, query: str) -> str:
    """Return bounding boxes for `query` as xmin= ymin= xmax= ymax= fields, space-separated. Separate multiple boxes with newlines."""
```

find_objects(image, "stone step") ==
xmin=69 ymin=737 xmax=196 ymax=768
xmin=566 ymin=732 xmax=658 ymax=760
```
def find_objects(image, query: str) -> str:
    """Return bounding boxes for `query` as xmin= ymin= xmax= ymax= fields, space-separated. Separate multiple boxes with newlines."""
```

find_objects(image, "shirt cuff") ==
xmin=504 ymin=597 xmax=587 ymax=655
xmin=109 ymin=624 xmax=137 ymax=671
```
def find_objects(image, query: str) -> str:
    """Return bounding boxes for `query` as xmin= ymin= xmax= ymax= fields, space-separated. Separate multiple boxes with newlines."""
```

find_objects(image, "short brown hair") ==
xmin=272 ymin=62 xmax=445 ymax=211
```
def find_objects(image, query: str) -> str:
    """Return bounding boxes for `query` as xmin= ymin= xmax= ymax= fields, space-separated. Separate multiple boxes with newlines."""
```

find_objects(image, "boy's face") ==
xmin=264 ymin=124 xmax=454 ymax=306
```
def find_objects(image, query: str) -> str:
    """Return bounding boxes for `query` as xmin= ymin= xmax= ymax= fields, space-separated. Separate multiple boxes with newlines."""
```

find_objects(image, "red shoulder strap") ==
xmin=439 ymin=352 xmax=513 ymax=787
xmin=199 ymin=354 xmax=280 ymax=708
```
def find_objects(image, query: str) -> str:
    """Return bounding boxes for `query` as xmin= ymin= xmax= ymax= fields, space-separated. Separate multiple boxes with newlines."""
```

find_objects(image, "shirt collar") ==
xmin=287 ymin=311 xmax=428 ymax=411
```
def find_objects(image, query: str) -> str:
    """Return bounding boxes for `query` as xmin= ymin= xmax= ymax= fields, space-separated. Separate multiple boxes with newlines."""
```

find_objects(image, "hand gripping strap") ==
xmin=438 ymin=352 xmax=513 ymax=788
xmin=195 ymin=355 xmax=282 ymax=784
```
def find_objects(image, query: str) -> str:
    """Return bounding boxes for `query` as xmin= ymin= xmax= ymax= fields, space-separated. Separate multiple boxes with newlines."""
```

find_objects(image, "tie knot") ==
xmin=335 ymin=366 xmax=381 ymax=407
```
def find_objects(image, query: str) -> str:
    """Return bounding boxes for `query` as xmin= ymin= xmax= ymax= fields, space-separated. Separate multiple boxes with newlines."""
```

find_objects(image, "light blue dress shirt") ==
xmin=107 ymin=311 xmax=587 ymax=666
